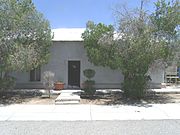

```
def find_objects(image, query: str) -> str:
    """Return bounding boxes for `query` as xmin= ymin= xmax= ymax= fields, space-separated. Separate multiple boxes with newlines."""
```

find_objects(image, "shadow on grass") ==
xmin=80 ymin=91 xmax=178 ymax=107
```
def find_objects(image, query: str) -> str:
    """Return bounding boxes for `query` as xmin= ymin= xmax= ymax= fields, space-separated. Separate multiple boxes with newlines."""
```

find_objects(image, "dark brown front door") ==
xmin=68 ymin=61 xmax=80 ymax=87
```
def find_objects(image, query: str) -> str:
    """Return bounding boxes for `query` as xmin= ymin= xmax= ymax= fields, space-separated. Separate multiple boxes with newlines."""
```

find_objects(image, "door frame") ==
xmin=68 ymin=60 xmax=81 ymax=87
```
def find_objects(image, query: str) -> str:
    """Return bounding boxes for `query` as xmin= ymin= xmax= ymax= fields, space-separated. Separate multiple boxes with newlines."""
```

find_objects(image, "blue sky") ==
xmin=32 ymin=0 xmax=158 ymax=29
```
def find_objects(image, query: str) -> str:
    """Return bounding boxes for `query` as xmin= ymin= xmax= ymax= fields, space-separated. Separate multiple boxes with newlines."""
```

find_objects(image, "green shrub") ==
xmin=83 ymin=69 xmax=95 ymax=80
xmin=0 ymin=76 xmax=16 ymax=91
xmin=122 ymin=74 xmax=150 ymax=99
xmin=84 ymin=80 xmax=95 ymax=86
xmin=83 ymin=69 xmax=96 ymax=96
xmin=83 ymin=87 xmax=96 ymax=96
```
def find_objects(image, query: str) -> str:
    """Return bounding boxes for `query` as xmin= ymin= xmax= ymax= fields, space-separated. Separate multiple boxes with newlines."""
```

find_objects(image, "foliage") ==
xmin=83 ymin=69 xmax=96 ymax=80
xmin=84 ymin=80 xmax=95 ymax=86
xmin=0 ymin=76 xmax=16 ymax=91
xmin=55 ymin=79 xmax=63 ymax=83
xmin=43 ymin=71 xmax=54 ymax=97
xmin=82 ymin=21 xmax=119 ymax=69
xmin=83 ymin=87 xmax=96 ymax=96
xmin=151 ymin=0 xmax=179 ymax=40
xmin=83 ymin=80 xmax=96 ymax=96
xmin=0 ymin=0 xmax=52 ymax=90
xmin=82 ymin=1 xmax=179 ymax=99
xmin=83 ymin=68 xmax=96 ymax=96
xmin=150 ymin=0 xmax=180 ymax=64
xmin=0 ymin=0 xmax=52 ymax=73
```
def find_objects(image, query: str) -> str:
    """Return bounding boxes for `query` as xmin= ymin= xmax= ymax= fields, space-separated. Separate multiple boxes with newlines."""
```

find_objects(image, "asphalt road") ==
xmin=0 ymin=120 xmax=180 ymax=135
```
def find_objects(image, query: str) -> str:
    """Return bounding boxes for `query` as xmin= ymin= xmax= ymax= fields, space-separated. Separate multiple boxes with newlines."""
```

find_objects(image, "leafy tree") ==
xmin=150 ymin=0 xmax=180 ymax=64
xmin=0 ymin=0 xmax=52 ymax=82
xmin=82 ymin=0 xmax=179 ymax=99
xmin=151 ymin=0 xmax=179 ymax=40
xmin=82 ymin=21 xmax=119 ymax=69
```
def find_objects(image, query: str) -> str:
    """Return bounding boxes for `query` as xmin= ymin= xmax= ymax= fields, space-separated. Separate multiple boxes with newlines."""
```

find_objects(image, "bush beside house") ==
xmin=82 ymin=69 xmax=96 ymax=96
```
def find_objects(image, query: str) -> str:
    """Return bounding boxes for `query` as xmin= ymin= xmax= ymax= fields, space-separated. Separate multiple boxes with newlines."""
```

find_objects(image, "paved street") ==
xmin=0 ymin=120 xmax=180 ymax=135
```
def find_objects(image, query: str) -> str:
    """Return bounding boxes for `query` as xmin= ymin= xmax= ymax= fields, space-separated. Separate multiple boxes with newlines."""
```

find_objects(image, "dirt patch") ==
xmin=80 ymin=92 xmax=180 ymax=105
xmin=1 ymin=90 xmax=180 ymax=105
xmin=0 ymin=91 xmax=58 ymax=105
xmin=21 ymin=95 xmax=58 ymax=105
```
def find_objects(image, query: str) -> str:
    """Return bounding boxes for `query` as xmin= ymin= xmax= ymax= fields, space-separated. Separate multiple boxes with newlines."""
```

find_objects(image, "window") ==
xmin=30 ymin=67 xmax=41 ymax=81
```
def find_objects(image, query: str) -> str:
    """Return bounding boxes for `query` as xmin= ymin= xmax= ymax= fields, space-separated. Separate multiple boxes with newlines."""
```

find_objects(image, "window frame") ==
xmin=30 ymin=67 xmax=41 ymax=82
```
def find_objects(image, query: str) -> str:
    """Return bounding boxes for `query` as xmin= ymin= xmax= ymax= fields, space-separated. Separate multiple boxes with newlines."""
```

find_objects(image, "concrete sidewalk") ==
xmin=0 ymin=103 xmax=180 ymax=121
xmin=153 ymin=87 xmax=180 ymax=94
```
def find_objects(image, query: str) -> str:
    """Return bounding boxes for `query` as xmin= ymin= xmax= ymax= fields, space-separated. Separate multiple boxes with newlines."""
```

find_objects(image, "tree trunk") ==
xmin=48 ymin=89 xmax=51 ymax=98
xmin=4 ymin=72 xmax=9 ymax=78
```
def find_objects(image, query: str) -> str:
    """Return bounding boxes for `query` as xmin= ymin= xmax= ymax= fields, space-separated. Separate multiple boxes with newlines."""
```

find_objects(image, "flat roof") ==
xmin=52 ymin=28 xmax=85 ymax=41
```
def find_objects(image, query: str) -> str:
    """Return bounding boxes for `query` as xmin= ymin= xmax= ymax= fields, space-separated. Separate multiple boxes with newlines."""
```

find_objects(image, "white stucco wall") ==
xmin=11 ymin=71 xmax=30 ymax=82
xmin=11 ymin=41 xmax=164 ymax=89
xmin=12 ymin=41 xmax=123 ymax=88
xmin=42 ymin=41 xmax=123 ymax=88
xmin=150 ymin=69 xmax=164 ymax=83
xmin=148 ymin=68 xmax=165 ymax=88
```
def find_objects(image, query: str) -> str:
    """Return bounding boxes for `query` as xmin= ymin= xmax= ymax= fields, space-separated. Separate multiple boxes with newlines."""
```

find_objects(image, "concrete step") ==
xmin=55 ymin=96 xmax=80 ymax=102
xmin=55 ymin=100 xmax=80 ymax=105
xmin=55 ymin=94 xmax=80 ymax=101
xmin=55 ymin=91 xmax=81 ymax=105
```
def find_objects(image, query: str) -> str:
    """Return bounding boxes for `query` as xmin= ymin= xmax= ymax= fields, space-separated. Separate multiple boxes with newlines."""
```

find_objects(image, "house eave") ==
xmin=52 ymin=40 xmax=83 ymax=42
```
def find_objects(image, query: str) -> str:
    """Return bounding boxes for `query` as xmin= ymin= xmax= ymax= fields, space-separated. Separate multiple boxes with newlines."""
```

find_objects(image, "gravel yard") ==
xmin=80 ymin=92 xmax=180 ymax=105
xmin=0 ymin=89 xmax=180 ymax=105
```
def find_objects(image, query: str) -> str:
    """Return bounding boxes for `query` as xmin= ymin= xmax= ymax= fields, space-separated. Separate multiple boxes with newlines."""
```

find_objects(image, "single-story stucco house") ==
xmin=11 ymin=28 xmax=165 ymax=89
